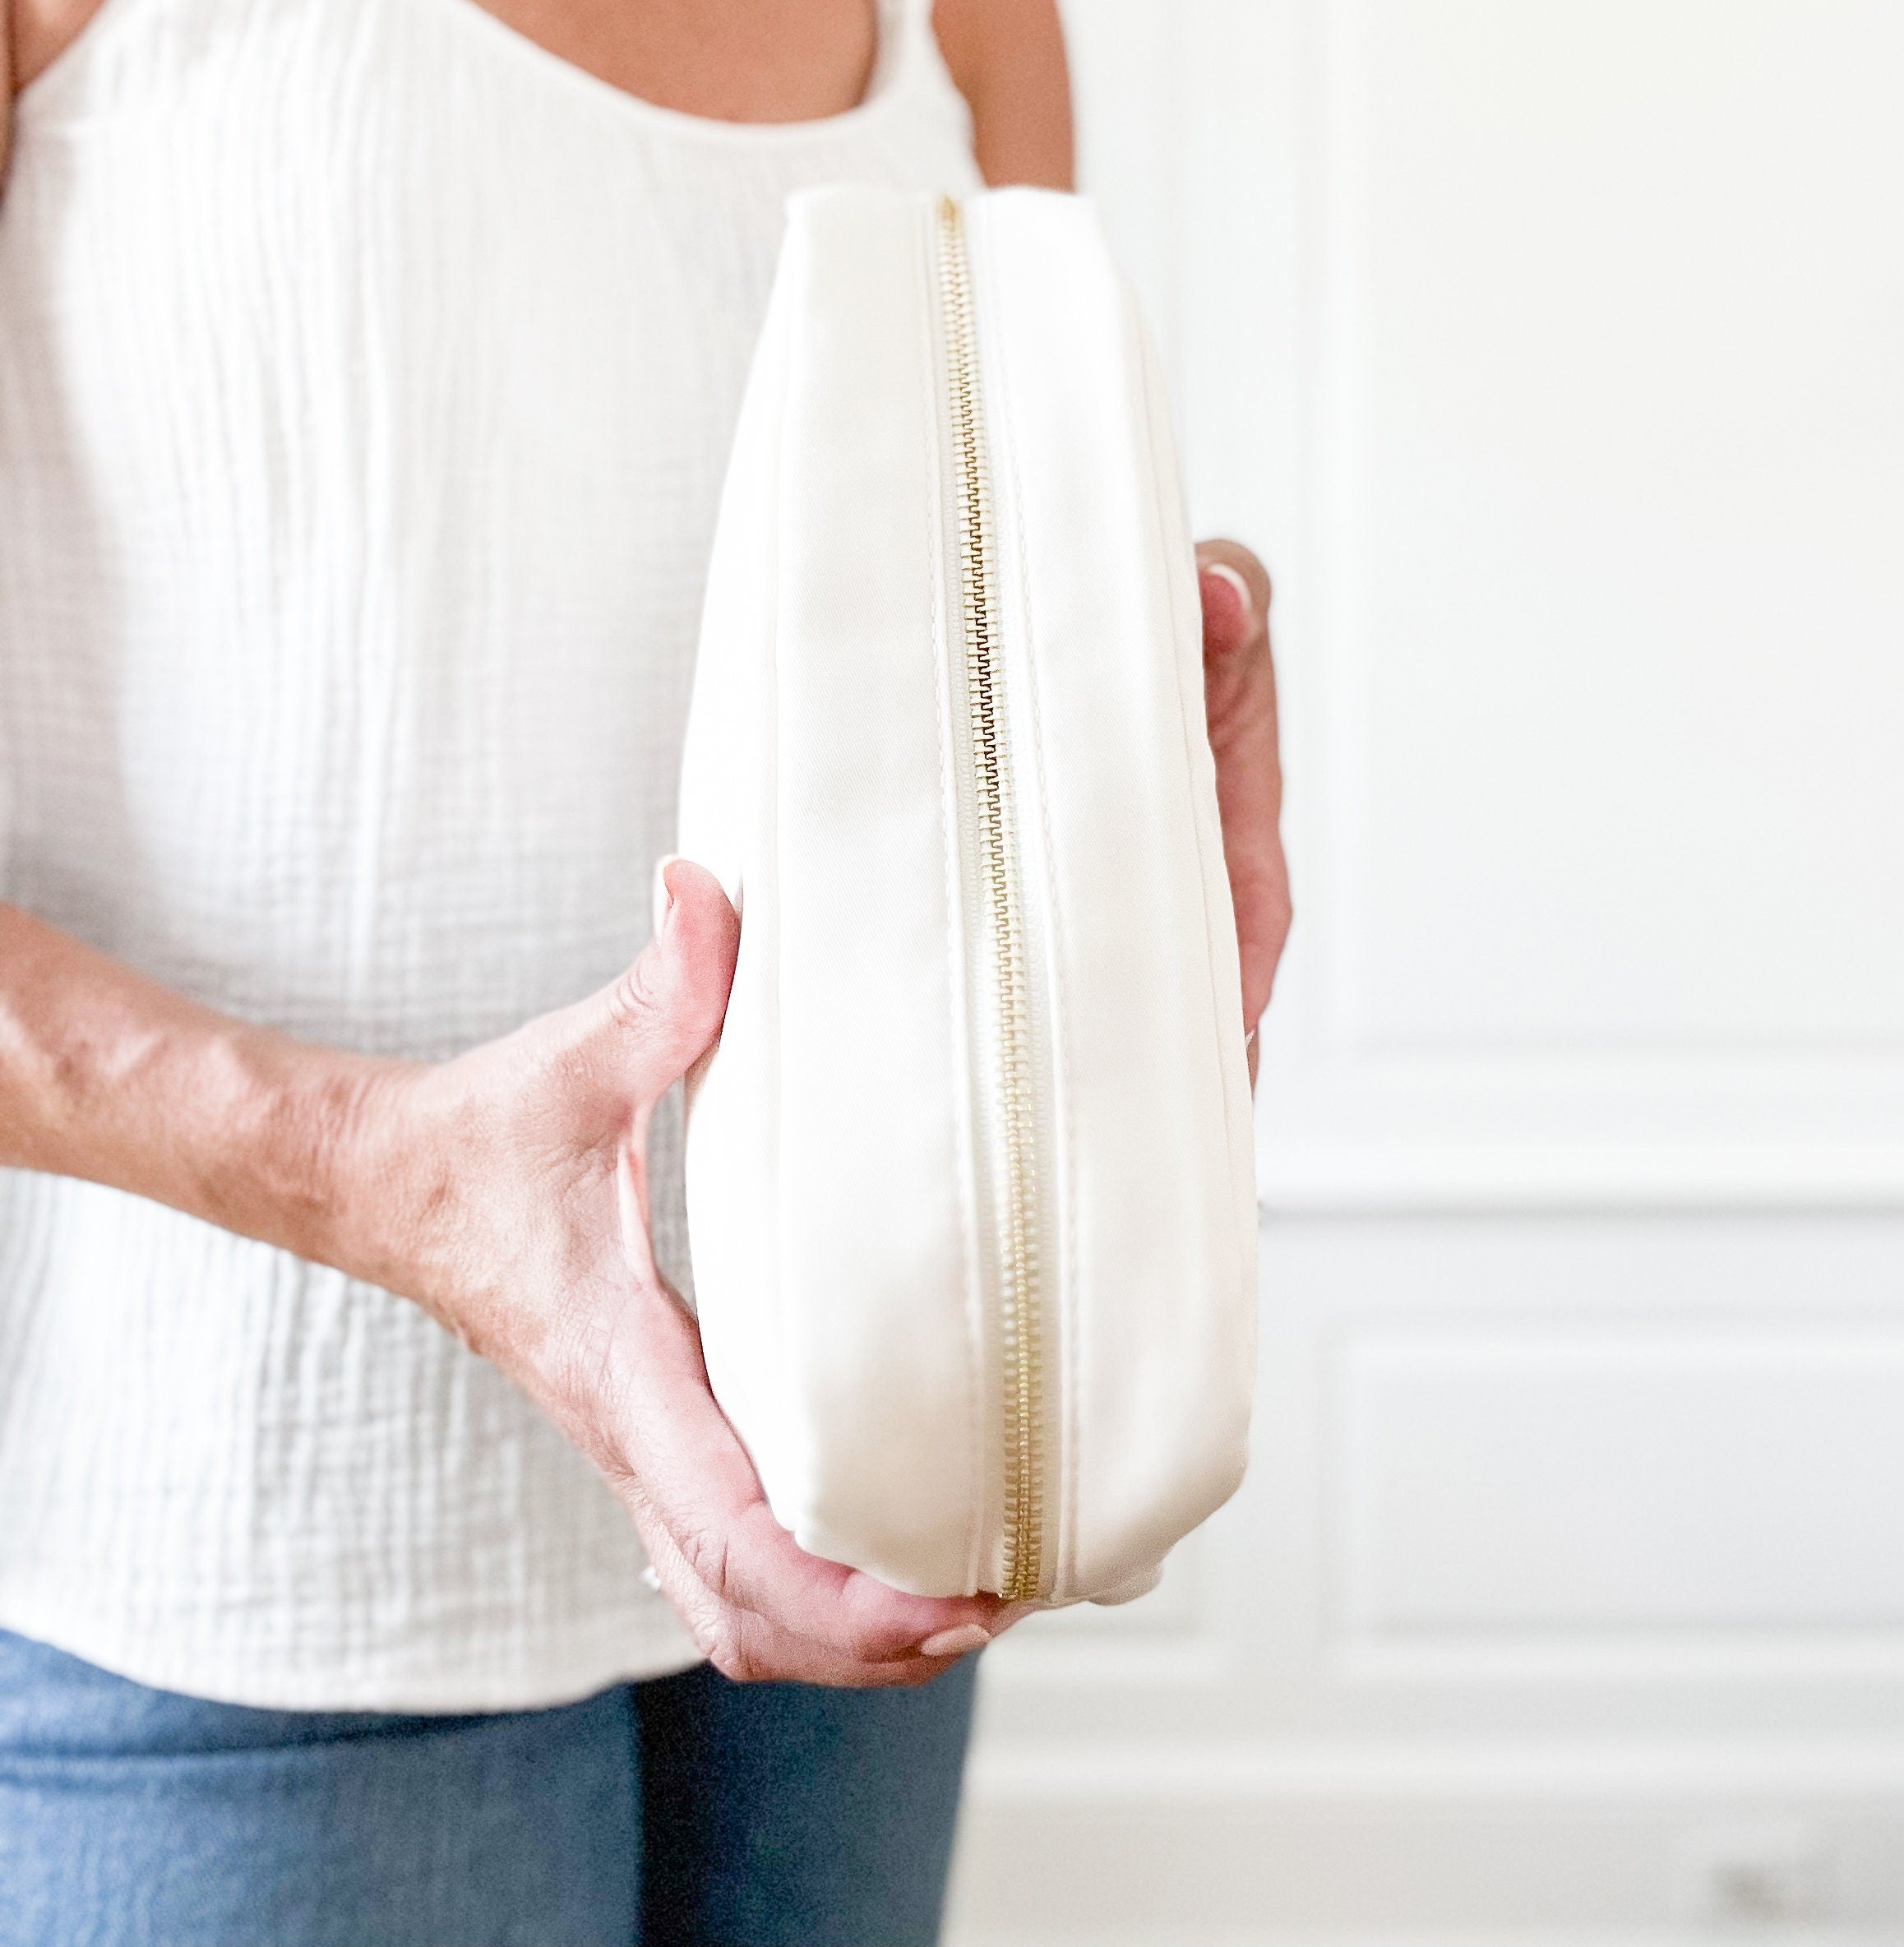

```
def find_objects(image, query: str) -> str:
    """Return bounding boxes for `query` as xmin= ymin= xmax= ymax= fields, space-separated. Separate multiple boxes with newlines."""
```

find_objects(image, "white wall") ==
xmin=946 ymin=3 xmax=1904 ymax=1940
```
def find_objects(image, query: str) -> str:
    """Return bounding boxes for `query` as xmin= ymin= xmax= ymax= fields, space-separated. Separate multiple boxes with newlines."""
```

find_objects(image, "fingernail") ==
xmin=1203 ymin=561 xmax=1253 ymax=620
xmin=651 ymin=854 xmax=682 ymax=938
xmin=918 ymin=1622 xmax=991 ymax=1659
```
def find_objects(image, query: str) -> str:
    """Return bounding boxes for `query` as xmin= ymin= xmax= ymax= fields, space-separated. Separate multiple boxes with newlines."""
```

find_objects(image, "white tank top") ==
xmin=0 ymin=0 xmax=980 ymax=1709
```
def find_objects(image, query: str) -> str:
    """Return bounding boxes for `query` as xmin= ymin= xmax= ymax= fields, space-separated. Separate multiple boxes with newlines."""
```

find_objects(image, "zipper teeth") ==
xmin=936 ymin=194 xmax=1044 ymax=1604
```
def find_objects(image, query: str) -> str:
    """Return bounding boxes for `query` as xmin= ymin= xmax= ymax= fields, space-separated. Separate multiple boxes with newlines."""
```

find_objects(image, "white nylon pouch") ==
xmin=677 ymin=186 xmax=1256 ymax=1607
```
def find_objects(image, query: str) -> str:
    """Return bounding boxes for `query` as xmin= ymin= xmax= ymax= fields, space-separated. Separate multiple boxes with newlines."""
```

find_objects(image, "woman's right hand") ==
xmin=368 ymin=858 xmax=1011 ymax=1686
xmin=0 ymin=859 xmax=1007 ymax=1684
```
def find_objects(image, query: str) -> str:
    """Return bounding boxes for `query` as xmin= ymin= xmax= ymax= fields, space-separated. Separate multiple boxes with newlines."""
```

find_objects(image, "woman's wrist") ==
xmin=217 ymin=1024 xmax=432 ymax=1297
xmin=318 ymin=1052 xmax=481 ymax=1332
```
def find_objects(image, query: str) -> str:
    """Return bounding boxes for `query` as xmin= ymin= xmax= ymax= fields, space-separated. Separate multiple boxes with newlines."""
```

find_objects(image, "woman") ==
xmin=0 ymin=0 xmax=1289 ymax=1940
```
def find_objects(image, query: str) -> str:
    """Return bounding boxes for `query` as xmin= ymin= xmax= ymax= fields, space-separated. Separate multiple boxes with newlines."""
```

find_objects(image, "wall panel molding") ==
xmin=1330 ymin=1320 xmax=1904 ymax=1674
xmin=1233 ymin=0 xmax=1904 ymax=1211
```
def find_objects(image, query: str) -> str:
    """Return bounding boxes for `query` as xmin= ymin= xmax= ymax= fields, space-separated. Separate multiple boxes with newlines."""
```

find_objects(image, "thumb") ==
xmin=598 ymin=858 xmax=741 ymax=1108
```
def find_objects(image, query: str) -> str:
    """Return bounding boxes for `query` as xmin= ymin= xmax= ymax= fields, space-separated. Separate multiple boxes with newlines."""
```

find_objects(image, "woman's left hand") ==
xmin=1195 ymin=540 xmax=1292 ymax=1086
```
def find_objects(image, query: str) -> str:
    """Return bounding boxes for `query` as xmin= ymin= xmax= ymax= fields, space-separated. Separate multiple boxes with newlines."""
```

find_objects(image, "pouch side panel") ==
xmin=1132 ymin=301 xmax=1260 ymax=1375
xmin=680 ymin=224 xmax=800 ymax=1514
xmin=976 ymin=191 xmax=1255 ymax=1600
xmin=771 ymin=189 xmax=982 ymax=1595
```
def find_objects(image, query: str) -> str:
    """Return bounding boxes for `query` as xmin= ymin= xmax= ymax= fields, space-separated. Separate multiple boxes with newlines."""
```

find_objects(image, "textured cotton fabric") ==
xmin=0 ymin=0 xmax=980 ymax=1709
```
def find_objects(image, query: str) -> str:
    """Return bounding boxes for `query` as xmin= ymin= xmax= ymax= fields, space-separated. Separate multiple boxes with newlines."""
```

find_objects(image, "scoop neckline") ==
xmin=20 ymin=0 xmax=920 ymax=139
xmin=426 ymin=0 xmax=917 ymax=143
xmin=14 ymin=0 xmax=130 ymax=105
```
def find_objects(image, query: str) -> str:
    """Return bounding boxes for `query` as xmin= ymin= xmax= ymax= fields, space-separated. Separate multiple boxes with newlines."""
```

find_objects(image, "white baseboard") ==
xmin=942 ymin=1743 xmax=1904 ymax=1945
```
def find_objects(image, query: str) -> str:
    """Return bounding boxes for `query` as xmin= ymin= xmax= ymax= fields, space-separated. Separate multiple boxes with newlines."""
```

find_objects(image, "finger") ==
xmin=1195 ymin=539 xmax=1271 ymax=656
xmin=1191 ymin=540 xmax=1290 ymax=1025
xmin=716 ymin=1614 xmax=968 ymax=1689
xmin=631 ymin=1495 xmax=959 ymax=1688
xmin=641 ymin=1325 xmax=1006 ymax=1660
xmin=1231 ymin=854 xmax=1292 ymax=1029
xmin=609 ymin=1208 xmax=1010 ymax=1665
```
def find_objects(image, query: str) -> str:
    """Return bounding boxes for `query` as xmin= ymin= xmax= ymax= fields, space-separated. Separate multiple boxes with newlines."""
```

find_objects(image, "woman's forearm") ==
xmin=0 ymin=901 xmax=408 ymax=1279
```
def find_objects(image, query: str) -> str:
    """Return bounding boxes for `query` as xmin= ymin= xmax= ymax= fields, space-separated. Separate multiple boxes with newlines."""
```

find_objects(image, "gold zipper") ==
xmin=936 ymin=194 xmax=1046 ymax=1603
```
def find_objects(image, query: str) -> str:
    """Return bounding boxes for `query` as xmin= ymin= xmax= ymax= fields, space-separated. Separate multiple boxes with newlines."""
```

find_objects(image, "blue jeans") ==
xmin=0 ymin=1630 xmax=977 ymax=1947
